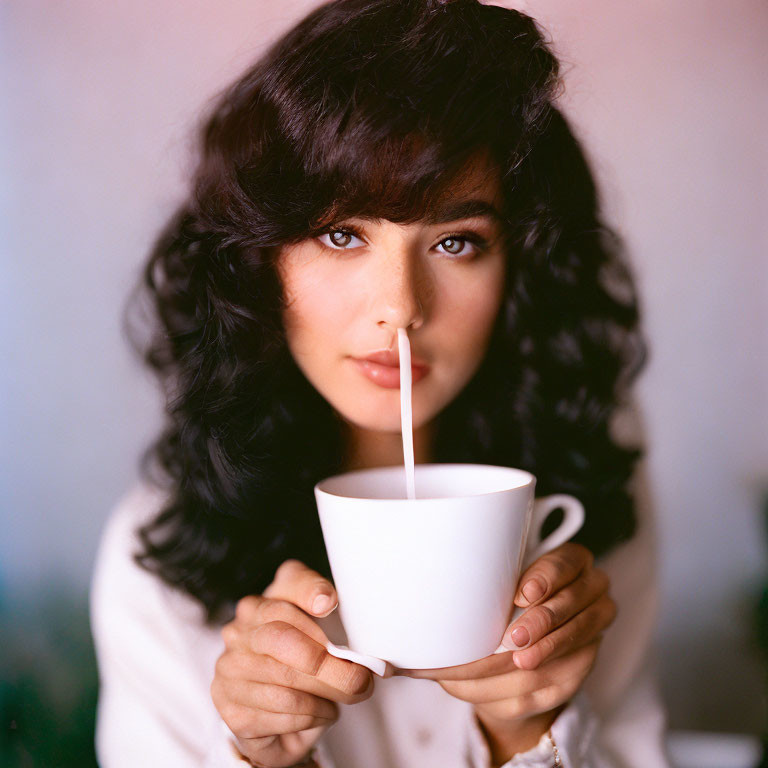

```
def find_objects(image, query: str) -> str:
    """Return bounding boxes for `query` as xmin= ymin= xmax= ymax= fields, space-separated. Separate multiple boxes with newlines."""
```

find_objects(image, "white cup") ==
xmin=314 ymin=463 xmax=584 ymax=674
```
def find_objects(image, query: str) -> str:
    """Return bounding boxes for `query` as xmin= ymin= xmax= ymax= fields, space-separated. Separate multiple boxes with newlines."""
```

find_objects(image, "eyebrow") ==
xmin=346 ymin=199 xmax=505 ymax=227
xmin=424 ymin=199 xmax=505 ymax=225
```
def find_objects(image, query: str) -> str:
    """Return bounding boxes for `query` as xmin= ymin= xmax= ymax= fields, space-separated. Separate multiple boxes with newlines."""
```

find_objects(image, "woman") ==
xmin=91 ymin=0 xmax=669 ymax=765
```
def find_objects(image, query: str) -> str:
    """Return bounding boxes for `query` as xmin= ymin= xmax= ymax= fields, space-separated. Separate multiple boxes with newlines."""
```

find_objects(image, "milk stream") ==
xmin=397 ymin=328 xmax=416 ymax=499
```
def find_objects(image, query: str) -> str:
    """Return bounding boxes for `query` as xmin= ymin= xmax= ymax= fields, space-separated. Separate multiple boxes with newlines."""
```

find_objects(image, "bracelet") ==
xmin=548 ymin=728 xmax=562 ymax=767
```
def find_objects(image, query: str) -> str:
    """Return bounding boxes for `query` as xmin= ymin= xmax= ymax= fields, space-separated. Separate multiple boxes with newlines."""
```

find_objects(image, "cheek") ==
xmin=281 ymin=265 xmax=350 ymax=357
xmin=434 ymin=261 xmax=505 ymax=355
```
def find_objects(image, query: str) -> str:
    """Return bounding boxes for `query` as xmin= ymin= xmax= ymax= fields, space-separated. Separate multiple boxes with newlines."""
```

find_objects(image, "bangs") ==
xmin=207 ymin=0 xmax=558 ymax=246
xmin=277 ymin=50 xmax=511 ymax=238
xmin=303 ymin=129 xmax=501 ymax=232
xmin=233 ymin=0 xmax=554 ymax=243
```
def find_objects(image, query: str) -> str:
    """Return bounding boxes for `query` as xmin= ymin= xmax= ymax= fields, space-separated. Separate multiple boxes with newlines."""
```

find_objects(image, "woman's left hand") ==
xmin=397 ymin=543 xmax=616 ymax=760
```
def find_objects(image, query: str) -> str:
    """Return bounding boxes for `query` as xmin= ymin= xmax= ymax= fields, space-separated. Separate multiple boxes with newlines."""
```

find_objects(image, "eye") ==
xmin=317 ymin=228 xmax=365 ymax=250
xmin=436 ymin=234 xmax=488 ymax=259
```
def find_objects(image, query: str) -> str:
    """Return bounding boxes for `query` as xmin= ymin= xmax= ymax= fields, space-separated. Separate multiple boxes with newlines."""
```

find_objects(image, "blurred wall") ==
xmin=2 ymin=0 xmax=767 ymax=734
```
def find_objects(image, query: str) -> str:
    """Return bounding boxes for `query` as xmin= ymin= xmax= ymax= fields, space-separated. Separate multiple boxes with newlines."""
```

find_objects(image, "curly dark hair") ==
xmin=127 ymin=0 xmax=648 ymax=626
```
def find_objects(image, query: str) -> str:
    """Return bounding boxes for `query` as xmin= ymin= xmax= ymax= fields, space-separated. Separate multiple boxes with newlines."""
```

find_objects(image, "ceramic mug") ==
xmin=314 ymin=463 xmax=584 ymax=674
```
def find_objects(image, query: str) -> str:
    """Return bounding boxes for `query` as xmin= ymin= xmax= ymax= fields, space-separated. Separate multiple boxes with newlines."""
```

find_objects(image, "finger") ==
xmin=404 ymin=565 xmax=608 ymax=683
xmin=515 ymin=542 xmax=594 ymax=608
xmin=512 ymin=594 xmax=616 ymax=670
xmin=264 ymin=559 xmax=338 ymax=617
xmin=502 ymin=567 xmax=609 ymax=650
xmin=251 ymin=621 xmax=374 ymax=703
xmin=470 ymin=642 xmax=601 ymax=721
xmin=236 ymin=727 xmax=327 ymax=768
xmin=228 ymin=596 xmax=331 ymax=648
xmin=223 ymin=704 xmax=336 ymax=740
xmin=255 ymin=652 xmax=377 ymax=706
xmin=235 ymin=725 xmax=327 ymax=768
xmin=215 ymin=649 xmax=372 ymax=707
xmin=219 ymin=679 xmax=339 ymax=721
xmin=435 ymin=641 xmax=599 ymax=708
xmin=401 ymin=650 xmax=517 ymax=681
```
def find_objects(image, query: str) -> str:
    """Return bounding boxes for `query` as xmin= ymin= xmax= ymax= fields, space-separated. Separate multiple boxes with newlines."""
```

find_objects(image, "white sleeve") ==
xmin=465 ymin=669 xmax=667 ymax=768
xmin=90 ymin=487 xmax=243 ymax=767
xmin=464 ymin=404 xmax=671 ymax=768
xmin=91 ymin=486 xmax=340 ymax=768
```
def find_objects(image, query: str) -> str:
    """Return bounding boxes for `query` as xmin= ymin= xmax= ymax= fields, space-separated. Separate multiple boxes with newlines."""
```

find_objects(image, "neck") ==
xmin=343 ymin=422 xmax=433 ymax=471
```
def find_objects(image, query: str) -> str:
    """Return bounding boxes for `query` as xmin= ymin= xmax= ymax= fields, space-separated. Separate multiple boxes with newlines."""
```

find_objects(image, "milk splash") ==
xmin=397 ymin=328 xmax=416 ymax=500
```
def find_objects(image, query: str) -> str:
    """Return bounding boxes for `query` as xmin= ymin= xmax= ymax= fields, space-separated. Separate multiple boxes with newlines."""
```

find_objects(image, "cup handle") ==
xmin=523 ymin=494 xmax=585 ymax=570
xmin=325 ymin=641 xmax=390 ymax=677
xmin=492 ymin=493 xmax=585 ymax=655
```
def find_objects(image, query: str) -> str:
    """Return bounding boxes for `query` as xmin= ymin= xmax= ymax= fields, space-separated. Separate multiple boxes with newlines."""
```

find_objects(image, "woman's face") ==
xmin=278 ymin=162 xmax=507 ymax=434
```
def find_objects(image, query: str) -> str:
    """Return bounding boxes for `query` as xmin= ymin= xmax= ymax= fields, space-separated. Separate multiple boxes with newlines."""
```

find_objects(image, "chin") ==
xmin=336 ymin=401 xmax=442 ymax=435
xmin=337 ymin=409 xmax=405 ymax=434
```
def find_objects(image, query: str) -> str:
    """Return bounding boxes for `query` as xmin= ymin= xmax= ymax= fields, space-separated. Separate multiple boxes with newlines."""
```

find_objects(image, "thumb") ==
xmin=263 ymin=559 xmax=338 ymax=617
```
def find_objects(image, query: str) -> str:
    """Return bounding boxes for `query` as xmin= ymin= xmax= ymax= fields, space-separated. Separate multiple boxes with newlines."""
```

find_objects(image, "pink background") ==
xmin=3 ymin=0 xmax=767 ymax=734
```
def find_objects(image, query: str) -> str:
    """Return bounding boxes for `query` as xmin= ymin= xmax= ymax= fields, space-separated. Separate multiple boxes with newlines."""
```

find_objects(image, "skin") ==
xmin=210 ymin=159 xmax=616 ymax=766
xmin=277 ymin=157 xmax=507 ymax=467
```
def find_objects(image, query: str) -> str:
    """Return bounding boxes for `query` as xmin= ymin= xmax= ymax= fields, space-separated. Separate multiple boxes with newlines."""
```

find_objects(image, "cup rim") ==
xmin=314 ymin=462 xmax=535 ymax=502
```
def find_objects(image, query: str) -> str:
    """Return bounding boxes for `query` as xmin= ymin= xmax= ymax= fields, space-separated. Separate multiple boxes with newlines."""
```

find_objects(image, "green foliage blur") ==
xmin=755 ymin=491 xmax=768 ymax=768
xmin=1 ymin=587 xmax=98 ymax=767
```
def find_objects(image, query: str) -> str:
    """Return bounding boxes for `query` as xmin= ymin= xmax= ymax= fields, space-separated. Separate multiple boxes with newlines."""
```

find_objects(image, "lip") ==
xmin=360 ymin=349 xmax=428 ymax=368
xmin=350 ymin=350 xmax=430 ymax=389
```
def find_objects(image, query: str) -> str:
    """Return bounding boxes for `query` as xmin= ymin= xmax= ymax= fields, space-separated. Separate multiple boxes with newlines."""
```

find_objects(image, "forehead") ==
xmin=434 ymin=155 xmax=503 ymax=215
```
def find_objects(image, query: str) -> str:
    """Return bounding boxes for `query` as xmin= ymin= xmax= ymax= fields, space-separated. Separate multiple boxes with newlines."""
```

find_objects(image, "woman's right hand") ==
xmin=211 ymin=559 xmax=376 ymax=767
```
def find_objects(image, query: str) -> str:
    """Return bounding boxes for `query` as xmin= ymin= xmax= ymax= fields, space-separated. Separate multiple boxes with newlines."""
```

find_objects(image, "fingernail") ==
xmin=312 ymin=593 xmax=333 ymax=614
xmin=506 ymin=626 xmax=530 ymax=649
xmin=513 ymin=652 xmax=530 ymax=670
xmin=521 ymin=578 xmax=546 ymax=605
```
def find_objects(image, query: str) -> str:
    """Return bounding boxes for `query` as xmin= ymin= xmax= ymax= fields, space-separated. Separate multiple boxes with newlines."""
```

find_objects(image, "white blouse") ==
xmin=90 ymin=454 xmax=670 ymax=767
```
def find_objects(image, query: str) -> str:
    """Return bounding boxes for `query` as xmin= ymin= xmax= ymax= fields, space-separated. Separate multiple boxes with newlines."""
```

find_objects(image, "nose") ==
xmin=372 ymin=247 xmax=426 ymax=333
